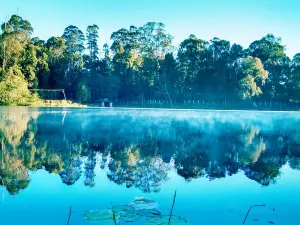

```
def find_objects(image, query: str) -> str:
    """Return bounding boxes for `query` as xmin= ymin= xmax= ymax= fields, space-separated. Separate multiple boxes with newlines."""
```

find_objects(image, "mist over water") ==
xmin=0 ymin=107 xmax=300 ymax=225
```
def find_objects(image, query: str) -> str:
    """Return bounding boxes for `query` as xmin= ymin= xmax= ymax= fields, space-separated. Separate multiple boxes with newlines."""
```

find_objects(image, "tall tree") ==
xmin=247 ymin=34 xmax=290 ymax=101
xmin=227 ymin=44 xmax=244 ymax=99
xmin=0 ymin=15 xmax=34 ymax=77
xmin=111 ymin=26 xmax=142 ymax=99
xmin=157 ymin=53 xmax=178 ymax=106
xmin=86 ymin=25 xmax=99 ymax=62
xmin=237 ymin=56 xmax=268 ymax=100
xmin=31 ymin=38 xmax=50 ymax=88
xmin=46 ymin=37 xmax=67 ymax=88
xmin=177 ymin=35 xmax=209 ymax=100
xmin=208 ymin=37 xmax=231 ymax=100
xmin=138 ymin=22 xmax=173 ymax=59
xmin=61 ymin=26 xmax=85 ymax=94
xmin=0 ymin=15 xmax=36 ymax=105
xmin=289 ymin=54 xmax=300 ymax=102
xmin=62 ymin=25 xmax=85 ymax=54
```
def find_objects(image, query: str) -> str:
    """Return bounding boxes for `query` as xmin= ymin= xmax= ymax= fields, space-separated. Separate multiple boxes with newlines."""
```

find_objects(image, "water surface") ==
xmin=0 ymin=107 xmax=300 ymax=225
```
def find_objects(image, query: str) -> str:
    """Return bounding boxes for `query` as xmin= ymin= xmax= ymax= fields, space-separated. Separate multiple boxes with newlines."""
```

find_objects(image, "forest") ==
xmin=0 ymin=15 xmax=299 ymax=106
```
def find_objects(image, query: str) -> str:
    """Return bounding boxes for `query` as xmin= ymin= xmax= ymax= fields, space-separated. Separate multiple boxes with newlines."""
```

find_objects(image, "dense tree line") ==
xmin=0 ymin=15 xmax=299 ymax=105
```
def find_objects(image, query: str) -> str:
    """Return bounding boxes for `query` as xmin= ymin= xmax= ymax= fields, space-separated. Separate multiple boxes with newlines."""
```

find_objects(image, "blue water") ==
xmin=0 ymin=107 xmax=300 ymax=225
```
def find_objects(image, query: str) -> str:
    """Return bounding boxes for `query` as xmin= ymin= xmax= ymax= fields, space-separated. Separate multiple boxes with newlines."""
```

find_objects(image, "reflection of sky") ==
xmin=1 ymin=163 xmax=300 ymax=225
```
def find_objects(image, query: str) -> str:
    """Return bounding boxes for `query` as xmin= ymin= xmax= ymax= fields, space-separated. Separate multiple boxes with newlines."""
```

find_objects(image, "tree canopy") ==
xmin=0 ymin=15 xmax=299 ymax=106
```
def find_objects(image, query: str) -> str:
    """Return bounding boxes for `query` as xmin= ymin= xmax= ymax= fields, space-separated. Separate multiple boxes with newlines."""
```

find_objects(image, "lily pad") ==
xmin=134 ymin=197 xmax=156 ymax=204
xmin=145 ymin=215 xmax=188 ymax=225
xmin=113 ymin=205 xmax=142 ymax=222
xmin=84 ymin=209 xmax=120 ymax=221
xmin=137 ymin=209 xmax=162 ymax=217
xmin=121 ymin=212 xmax=143 ymax=222
xmin=84 ymin=205 xmax=141 ymax=222
xmin=128 ymin=197 xmax=158 ymax=210
xmin=113 ymin=205 xmax=135 ymax=215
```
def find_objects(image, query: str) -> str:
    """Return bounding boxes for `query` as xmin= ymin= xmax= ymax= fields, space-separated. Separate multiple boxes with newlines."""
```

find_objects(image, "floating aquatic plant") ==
xmin=136 ymin=209 xmax=162 ymax=217
xmin=134 ymin=197 xmax=156 ymax=204
xmin=83 ymin=197 xmax=189 ymax=224
xmin=84 ymin=205 xmax=140 ymax=222
xmin=145 ymin=215 xmax=188 ymax=225
xmin=114 ymin=205 xmax=142 ymax=222
xmin=84 ymin=209 xmax=120 ymax=221
xmin=127 ymin=197 xmax=158 ymax=210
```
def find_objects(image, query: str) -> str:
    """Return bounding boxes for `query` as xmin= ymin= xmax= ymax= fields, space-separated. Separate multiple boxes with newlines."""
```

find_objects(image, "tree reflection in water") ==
xmin=1 ymin=108 xmax=300 ymax=195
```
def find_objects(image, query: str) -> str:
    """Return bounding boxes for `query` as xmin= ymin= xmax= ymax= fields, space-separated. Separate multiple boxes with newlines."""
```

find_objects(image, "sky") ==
xmin=0 ymin=0 xmax=300 ymax=57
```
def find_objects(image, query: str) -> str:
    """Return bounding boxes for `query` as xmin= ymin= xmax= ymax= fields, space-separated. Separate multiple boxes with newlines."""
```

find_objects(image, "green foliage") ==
xmin=0 ymin=67 xmax=35 ymax=106
xmin=289 ymin=54 xmax=300 ymax=102
xmin=31 ymin=37 xmax=50 ymax=88
xmin=248 ymin=34 xmax=290 ymax=100
xmin=76 ymin=81 xmax=91 ymax=103
xmin=86 ymin=24 xmax=99 ymax=62
xmin=20 ymin=43 xmax=38 ymax=88
xmin=1 ymin=15 xmax=33 ymax=42
xmin=0 ymin=15 xmax=299 ymax=105
xmin=177 ymin=35 xmax=209 ymax=98
xmin=62 ymin=25 xmax=85 ymax=54
xmin=237 ymin=56 xmax=269 ymax=99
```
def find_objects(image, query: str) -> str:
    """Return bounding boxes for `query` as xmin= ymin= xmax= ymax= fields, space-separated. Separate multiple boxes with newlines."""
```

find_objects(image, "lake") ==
xmin=0 ymin=107 xmax=300 ymax=225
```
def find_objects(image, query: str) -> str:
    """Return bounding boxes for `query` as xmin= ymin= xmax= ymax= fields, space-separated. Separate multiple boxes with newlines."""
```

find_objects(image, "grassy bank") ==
xmin=31 ymin=100 xmax=87 ymax=107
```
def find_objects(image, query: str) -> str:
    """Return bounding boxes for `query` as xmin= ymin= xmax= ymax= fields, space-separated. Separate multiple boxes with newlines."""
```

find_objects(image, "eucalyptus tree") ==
xmin=247 ymin=34 xmax=290 ymax=101
xmin=61 ymin=26 xmax=85 ymax=94
xmin=110 ymin=26 xmax=142 ymax=99
xmin=177 ymin=35 xmax=209 ymax=100
xmin=138 ymin=22 xmax=173 ymax=59
xmin=137 ymin=22 xmax=174 ymax=99
xmin=62 ymin=25 xmax=85 ymax=54
xmin=158 ymin=53 xmax=178 ymax=106
xmin=103 ymin=43 xmax=110 ymax=60
xmin=30 ymin=38 xmax=50 ymax=88
xmin=236 ymin=56 xmax=269 ymax=100
xmin=289 ymin=54 xmax=300 ymax=102
xmin=0 ymin=15 xmax=36 ymax=105
xmin=46 ymin=37 xmax=67 ymax=88
xmin=207 ymin=38 xmax=231 ymax=100
xmin=226 ymin=44 xmax=244 ymax=99
xmin=86 ymin=24 xmax=99 ymax=63
xmin=19 ymin=42 xmax=38 ymax=88
xmin=0 ymin=15 xmax=34 ymax=76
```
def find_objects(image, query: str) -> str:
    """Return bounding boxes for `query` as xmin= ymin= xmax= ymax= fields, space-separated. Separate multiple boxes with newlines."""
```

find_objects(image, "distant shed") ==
xmin=100 ymin=98 xmax=113 ymax=107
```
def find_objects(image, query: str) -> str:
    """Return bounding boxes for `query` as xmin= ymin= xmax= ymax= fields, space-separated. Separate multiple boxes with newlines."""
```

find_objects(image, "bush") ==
xmin=0 ymin=68 xmax=36 ymax=106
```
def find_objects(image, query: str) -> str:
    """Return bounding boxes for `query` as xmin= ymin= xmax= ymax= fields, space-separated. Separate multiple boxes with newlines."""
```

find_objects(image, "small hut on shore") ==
xmin=100 ymin=98 xmax=113 ymax=107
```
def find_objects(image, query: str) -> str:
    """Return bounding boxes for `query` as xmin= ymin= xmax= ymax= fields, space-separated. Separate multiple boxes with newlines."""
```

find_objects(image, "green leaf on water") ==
xmin=128 ymin=197 xmax=158 ymax=210
xmin=134 ymin=197 xmax=156 ymax=204
xmin=113 ymin=205 xmax=135 ymax=215
xmin=145 ymin=215 xmax=188 ymax=225
xmin=137 ymin=209 xmax=162 ymax=217
xmin=84 ymin=205 xmax=141 ymax=222
xmin=84 ymin=209 xmax=120 ymax=221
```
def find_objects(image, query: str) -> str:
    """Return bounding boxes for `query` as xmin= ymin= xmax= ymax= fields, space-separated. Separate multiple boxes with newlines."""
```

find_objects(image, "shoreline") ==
xmin=2 ymin=105 xmax=298 ymax=113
